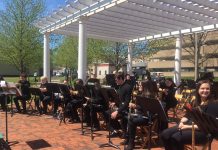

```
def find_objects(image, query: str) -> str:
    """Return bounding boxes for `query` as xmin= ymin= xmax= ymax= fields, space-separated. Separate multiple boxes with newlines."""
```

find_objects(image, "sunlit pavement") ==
xmin=0 ymin=109 xmax=217 ymax=150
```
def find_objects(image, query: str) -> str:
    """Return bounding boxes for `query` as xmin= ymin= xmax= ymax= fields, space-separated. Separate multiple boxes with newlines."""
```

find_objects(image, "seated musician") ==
xmin=140 ymin=75 xmax=158 ymax=98
xmin=83 ymin=82 xmax=107 ymax=131
xmin=0 ymin=75 xmax=8 ymax=111
xmin=125 ymin=74 xmax=136 ymax=91
xmin=122 ymin=75 xmax=159 ymax=150
xmin=65 ymin=79 xmax=85 ymax=122
xmin=106 ymin=73 xmax=132 ymax=138
xmin=39 ymin=76 xmax=61 ymax=116
xmin=161 ymin=78 xmax=178 ymax=117
xmin=14 ymin=73 xmax=31 ymax=113
xmin=161 ymin=80 xmax=218 ymax=150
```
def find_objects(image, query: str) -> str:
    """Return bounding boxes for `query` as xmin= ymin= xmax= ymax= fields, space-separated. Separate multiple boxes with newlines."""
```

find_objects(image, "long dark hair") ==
xmin=193 ymin=80 xmax=213 ymax=107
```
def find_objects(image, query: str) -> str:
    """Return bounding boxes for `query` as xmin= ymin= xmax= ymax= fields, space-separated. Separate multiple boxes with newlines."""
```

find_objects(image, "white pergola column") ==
xmin=194 ymin=33 xmax=199 ymax=81
xmin=127 ymin=42 xmax=133 ymax=75
xmin=78 ymin=18 xmax=87 ymax=81
xmin=43 ymin=32 xmax=50 ymax=81
xmin=174 ymin=35 xmax=182 ymax=87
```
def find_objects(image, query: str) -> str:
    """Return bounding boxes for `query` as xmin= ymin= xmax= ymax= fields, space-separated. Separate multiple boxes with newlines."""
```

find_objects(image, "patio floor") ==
xmin=0 ymin=109 xmax=217 ymax=150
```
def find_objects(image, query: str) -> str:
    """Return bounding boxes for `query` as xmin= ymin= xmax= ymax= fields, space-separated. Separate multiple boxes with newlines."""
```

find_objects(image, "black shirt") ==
xmin=19 ymin=80 xmax=30 ymax=97
xmin=117 ymin=82 xmax=131 ymax=113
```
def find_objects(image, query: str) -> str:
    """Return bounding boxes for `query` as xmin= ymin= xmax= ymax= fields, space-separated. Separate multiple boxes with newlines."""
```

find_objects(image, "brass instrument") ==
xmin=70 ymin=90 xmax=79 ymax=95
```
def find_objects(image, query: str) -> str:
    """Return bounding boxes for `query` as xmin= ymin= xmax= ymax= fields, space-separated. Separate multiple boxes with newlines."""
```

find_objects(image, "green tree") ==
xmin=0 ymin=0 xmax=44 ymax=74
xmin=53 ymin=36 xmax=78 ymax=71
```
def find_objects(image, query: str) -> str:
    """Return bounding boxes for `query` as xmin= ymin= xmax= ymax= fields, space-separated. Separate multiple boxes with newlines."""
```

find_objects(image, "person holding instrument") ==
xmin=106 ymin=73 xmax=132 ymax=138
xmin=39 ymin=76 xmax=61 ymax=117
xmin=65 ymin=79 xmax=85 ymax=122
xmin=14 ymin=73 xmax=30 ymax=114
xmin=83 ymin=82 xmax=107 ymax=131
xmin=123 ymin=74 xmax=159 ymax=150
xmin=161 ymin=78 xmax=178 ymax=118
xmin=38 ymin=76 xmax=52 ymax=114
xmin=161 ymin=80 xmax=218 ymax=150
xmin=0 ymin=75 xmax=10 ymax=111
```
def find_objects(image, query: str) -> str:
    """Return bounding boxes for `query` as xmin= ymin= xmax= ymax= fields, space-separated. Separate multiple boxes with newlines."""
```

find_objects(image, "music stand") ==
xmin=45 ymin=83 xmax=61 ymax=111
xmin=29 ymin=87 xmax=43 ymax=114
xmin=58 ymin=84 xmax=71 ymax=125
xmin=0 ymin=86 xmax=19 ymax=147
xmin=135 ymin=96 xmax=168 ymax=150
xmin=99 ymin=87 xmax=120 ymax=149
xmin=185 ymin=106 xmax=218 ymax=150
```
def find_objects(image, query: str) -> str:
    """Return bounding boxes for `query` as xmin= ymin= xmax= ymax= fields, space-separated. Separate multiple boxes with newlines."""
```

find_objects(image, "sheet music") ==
xmin=0 ymin=81 xmax=7 ymax=87
xmin=0 ymin=82 xmax=22 ymax=96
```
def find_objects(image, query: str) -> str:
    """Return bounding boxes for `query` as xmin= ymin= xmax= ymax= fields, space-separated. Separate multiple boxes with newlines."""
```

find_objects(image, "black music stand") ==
xmin=58 ymin=84 xmax=71 ymax=125
xmin=99 ymin=87 xmax=120 ymax=149
xmin=29 ymin=87 xmax=43 ymax=114
xmin=45 ymin=83 xmax=61 ymax=112
xmin=185 ymin=106 xmax=218 ymax=150
xmin=135 ymin=96 xmax=168 ymax=150
xmin=0 ymin=88 xmax=19 ymax=147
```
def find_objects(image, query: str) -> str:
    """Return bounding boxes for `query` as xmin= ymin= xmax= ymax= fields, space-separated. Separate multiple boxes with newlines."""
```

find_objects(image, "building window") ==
xmin=99 ymin=71 xmax=101 ymax=75
xmin=105 ymin=70 xmax=107 ymax=75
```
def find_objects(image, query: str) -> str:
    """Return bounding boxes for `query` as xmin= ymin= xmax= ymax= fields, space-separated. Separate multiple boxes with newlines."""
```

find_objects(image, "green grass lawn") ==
xmin=4 ymin=76 xmax=65 ymax=84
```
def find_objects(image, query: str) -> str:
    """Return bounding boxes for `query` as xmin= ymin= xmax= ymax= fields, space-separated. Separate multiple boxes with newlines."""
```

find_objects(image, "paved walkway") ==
xmin=0 ymin=110 xmax=217 ymax=150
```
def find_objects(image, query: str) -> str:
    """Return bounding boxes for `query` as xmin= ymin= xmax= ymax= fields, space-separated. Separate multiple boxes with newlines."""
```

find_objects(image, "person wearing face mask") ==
xmin=160 ymin=80 xmax=218 ymax=150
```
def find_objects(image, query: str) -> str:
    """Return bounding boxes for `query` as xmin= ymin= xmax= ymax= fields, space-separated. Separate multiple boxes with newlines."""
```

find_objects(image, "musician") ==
xmin=106 ymin=73 xmax=132 ymax=138
xmin=161 ymin=80 xmax=218 ymax=150
xmin=38 ymin=76 xmax=61 ymax=116
xmin=125 ymin=74 xmax=135 ymax=91
xmin=0 ymin=75 xmax=7 ymax=111
xmin=161 ymin=78 xmax=178 ymax=117
xmin=14 ymin=73 xmax=31 ymax=113
xmin=123 ymin=75 xmax=159 ymax=149
xmin=83 ymin=82 xmax=107 ymax=130
xmin=141 ymin=75 xmax=158 ymax=99
xmin=65 ymin=79 xmax=85 ymax=122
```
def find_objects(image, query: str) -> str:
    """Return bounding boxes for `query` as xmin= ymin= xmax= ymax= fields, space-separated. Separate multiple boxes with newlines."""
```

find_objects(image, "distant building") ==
xmin=88 ymin=63 xmax=127 ymax=79
xmin=147 ymin=31 xmax=218 ymax=77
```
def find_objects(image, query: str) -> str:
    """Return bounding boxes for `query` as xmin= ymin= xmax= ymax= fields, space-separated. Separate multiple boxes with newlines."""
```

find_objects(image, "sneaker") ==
xmin=14 ymin=109 xmax=21 ymax=113
xmin=124 ymin=143 xmax=134 ymax=150
xmin=120 ymin=139 xmax=128 ymax=145
xmin=107 ymin=131 xmax=119 ymax=138
xmin=93 ymin=127 xmax=101 ymax=131
xmin=22 ymin=110 xmax=27 ymax=114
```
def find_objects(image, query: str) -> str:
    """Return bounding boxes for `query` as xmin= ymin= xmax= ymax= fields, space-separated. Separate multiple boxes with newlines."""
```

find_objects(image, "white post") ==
xmin=78 ymin=18 xmax=87 ymax=81
xmin=43 ymin=32 xmax=50 ymax=81
xmin=194 ymin=33 xmax=199 ymax=81
xmin=127 ymin=42 xmax=133 ymax=75
xmin=174 ymin=35 xmax=182 ymax=87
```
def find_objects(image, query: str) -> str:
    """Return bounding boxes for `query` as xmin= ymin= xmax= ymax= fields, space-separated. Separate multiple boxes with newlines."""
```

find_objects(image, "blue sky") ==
xmin=0 ymin=0 xmax=67 ymax=13
xmin=45 ymin=0 xmax=67 ymax=14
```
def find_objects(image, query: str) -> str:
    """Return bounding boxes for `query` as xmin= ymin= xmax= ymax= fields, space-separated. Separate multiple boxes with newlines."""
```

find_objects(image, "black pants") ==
xmin=127 ymin=115 xmax=148 ymax=144
xmin=0 ymin=95 xmax=7 ymax=111
xmin=160 ymin=125 xmax=207 ymax=150
xmin=84 ymin=103 xmax=108 ymax=127
xmin=39 ymin=95 xmax=61 ymax=114
xmin=68 ymin=99 xmax=84 ymax=120
xmin=104 ymin=109 xmax=128 ymax=133
xmin=39 ymin=95 xmax=51 ymax=114
xmin=14 ymin=95 xmax=30 ymax=111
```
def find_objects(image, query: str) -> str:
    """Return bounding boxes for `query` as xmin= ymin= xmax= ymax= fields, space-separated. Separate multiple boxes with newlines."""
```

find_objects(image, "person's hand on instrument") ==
xmin=109 ymin=102 xmax=116 ymax=108
xmin=129 ymin=102 xmax=136 ymax=109
xmin=111 ymin=110 xmax=118 ymax=119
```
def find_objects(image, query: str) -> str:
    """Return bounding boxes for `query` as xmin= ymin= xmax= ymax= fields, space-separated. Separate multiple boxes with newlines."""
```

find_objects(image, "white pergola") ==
xmin=35 ymin=0 xmax=218 ymax=85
